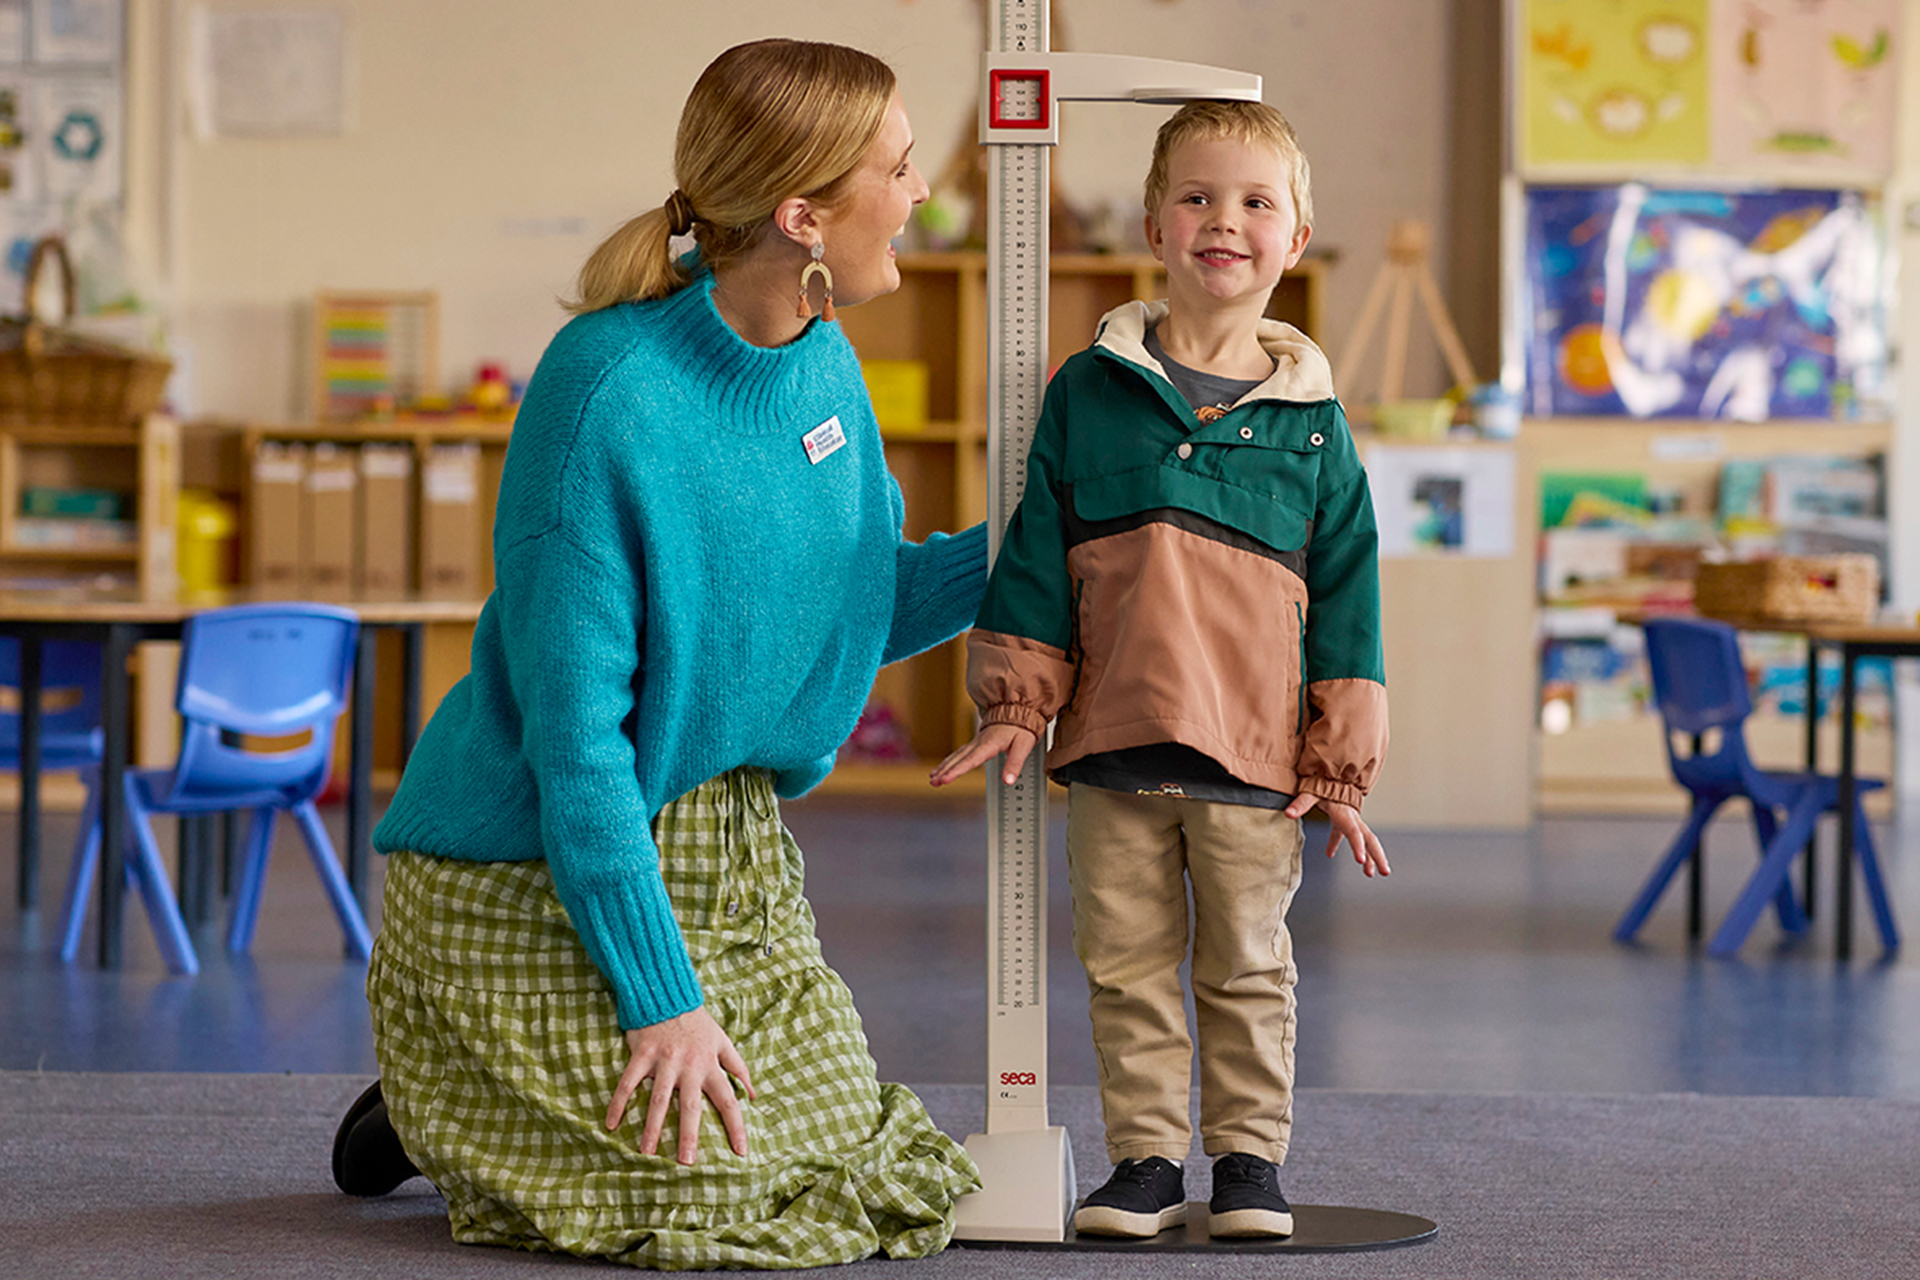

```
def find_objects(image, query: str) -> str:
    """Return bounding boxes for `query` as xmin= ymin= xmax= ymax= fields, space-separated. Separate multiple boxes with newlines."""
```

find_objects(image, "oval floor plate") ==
xmin=952 ymin=1202 xmax=1438 ymax=1253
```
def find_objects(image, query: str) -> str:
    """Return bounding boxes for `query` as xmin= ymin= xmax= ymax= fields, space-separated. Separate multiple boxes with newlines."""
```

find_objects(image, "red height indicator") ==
xmin=988 ymin=69 xmax=1051 ymax=129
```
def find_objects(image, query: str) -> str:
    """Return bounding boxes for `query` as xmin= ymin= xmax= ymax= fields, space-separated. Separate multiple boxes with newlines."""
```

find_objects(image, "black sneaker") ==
xmin=1072 ymin=1156 xmax=1187 ymax=1238
xmin=1207 ymin=1152 xmax=1293 ymax=1237
xmin=331 ymin=1079 xmax=421 ymax=1196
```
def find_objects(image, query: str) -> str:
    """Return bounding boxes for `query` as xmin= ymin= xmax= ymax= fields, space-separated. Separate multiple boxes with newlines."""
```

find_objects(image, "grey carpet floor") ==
xmin=3 ymin=1071 xmax=1916 ymax=1279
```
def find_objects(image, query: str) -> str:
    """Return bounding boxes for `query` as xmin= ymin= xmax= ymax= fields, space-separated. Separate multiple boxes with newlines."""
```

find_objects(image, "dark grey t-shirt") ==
xmin=1052 ymin=326 xmax=1292 ymax=810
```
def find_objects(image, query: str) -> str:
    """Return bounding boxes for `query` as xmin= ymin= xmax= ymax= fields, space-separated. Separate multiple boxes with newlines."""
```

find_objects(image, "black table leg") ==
xmin=1835 ymin=644 xmax=1857 ymax=962
xmin=346 ymin=625 xmax=378 ymax=907
xmin=17 ymin=637 xmax=41 ymax=910
xmin=96 ymin=625 xmax=133 ymax=969
xmin=399 ymin=623 xmax=423 ymax=765
xmin=221 ymin=809 xmax=240 ymax=897
xmin=178 ymin=815 xmax=216 ymax=928
xmin=1802 ymin=643 xmax=1820 ymax=920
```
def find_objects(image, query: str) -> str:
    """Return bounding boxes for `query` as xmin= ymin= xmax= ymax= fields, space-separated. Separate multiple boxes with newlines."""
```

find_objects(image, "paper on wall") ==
xmin=188 ymin=6 xmax=350 ymax=139
xmin=1366 ymin=444 xmax=1518 ymax=560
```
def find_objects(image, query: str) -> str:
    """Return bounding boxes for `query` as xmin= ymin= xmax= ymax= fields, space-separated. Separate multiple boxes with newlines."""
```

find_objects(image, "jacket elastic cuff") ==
xmin=981 ymin=703 xmax=1049 ymax=739
xmin=1298 ymin=778 xmax=1367 ymax=811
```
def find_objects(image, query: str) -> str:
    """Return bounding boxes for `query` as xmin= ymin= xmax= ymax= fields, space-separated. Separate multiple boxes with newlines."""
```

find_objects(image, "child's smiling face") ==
xmin=1145 ymin=134 xmax=1312 ymax=314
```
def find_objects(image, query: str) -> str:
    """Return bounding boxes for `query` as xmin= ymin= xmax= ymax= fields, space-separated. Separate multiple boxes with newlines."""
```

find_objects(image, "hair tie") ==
xmin=664 ymin=189 xmax=697 ymax=237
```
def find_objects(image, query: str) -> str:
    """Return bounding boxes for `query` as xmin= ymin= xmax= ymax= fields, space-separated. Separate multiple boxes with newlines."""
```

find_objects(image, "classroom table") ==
xmin=1797 ymin=619 xmax=1920 ymax=960
xmin=0 ymin=585 xmax=485 ymax=967
xmin=1638 ymin=611 xmax=1919 ymax=960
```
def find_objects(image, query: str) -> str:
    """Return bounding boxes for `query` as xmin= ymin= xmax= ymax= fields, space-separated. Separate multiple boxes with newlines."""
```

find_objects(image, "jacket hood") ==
xmin=1092 ymin=299 xmax=1336 ymax=404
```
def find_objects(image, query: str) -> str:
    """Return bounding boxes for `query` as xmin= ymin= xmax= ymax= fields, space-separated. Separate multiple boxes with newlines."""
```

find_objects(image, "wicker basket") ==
xmin=0 ymin=236 xmax=172 ymax=427
xmin=1693 ymin=555 xmax=1879 ymax=624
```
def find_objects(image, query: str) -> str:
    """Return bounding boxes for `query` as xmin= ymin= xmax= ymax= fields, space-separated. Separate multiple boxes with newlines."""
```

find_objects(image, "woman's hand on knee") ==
xmin=607 ymin=1007 xmax=756 ymax=1165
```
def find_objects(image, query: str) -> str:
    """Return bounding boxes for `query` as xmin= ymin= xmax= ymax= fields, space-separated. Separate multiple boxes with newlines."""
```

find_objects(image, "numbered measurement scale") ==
xmin=952 ymin=0 xmax=1261 ymax=1244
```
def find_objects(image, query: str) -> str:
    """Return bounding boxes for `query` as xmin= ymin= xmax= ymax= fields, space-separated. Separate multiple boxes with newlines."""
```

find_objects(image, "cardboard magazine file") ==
xmin=357 ymin=443 xmax=415 ymax=598
xmin=420 ymin=441 xmax=481 ymax=598
xmin=301 ymin=442 xmax=359 ymax=596
xmin=248 ymin=441 xmax=306 ymax=590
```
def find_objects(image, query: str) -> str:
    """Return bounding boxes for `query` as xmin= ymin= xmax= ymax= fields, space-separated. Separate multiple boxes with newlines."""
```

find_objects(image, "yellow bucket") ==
xmin=176 ymin=489 xmax=239 ymax=590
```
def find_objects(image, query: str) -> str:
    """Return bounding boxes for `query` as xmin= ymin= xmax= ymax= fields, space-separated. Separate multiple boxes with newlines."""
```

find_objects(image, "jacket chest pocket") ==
xmin=1070 ymin=466 xmax=1316 ymax=558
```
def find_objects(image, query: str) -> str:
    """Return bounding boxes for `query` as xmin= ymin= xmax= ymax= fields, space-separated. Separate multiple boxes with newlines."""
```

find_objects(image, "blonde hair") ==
xmin=1143 ymin=100 xmax=1313 ymax=230
xmin=568 ymin=40 xmax=896 ymax=313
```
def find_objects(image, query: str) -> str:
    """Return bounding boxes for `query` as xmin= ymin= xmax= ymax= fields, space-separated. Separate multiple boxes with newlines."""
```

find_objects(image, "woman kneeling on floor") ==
xmin=330 ymin=37 xmax=987 ymax=1270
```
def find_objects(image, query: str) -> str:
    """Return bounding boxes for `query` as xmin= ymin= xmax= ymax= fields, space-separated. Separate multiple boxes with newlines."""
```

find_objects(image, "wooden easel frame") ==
xmin=1335 ymin=219 xmax=1477 ymax=403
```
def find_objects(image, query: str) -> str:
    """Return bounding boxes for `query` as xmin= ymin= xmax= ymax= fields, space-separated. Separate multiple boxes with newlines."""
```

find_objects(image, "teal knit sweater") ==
xmin=373 ymin=269 xmax=988 ymax=1029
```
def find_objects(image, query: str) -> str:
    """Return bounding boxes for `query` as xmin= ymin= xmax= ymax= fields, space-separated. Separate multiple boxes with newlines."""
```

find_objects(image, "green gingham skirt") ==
xmin=367 ymin=768 xmax=980 ymax=1270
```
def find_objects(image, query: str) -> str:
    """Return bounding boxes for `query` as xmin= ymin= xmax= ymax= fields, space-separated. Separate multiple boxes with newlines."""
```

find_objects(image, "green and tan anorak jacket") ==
xmin=967 ymin=300 xmax=1388 ymax=809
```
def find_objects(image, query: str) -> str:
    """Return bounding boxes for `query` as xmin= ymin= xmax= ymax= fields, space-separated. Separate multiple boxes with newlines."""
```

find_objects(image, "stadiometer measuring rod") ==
xmin=950 ymin=0 xmax=1261 ymax=1243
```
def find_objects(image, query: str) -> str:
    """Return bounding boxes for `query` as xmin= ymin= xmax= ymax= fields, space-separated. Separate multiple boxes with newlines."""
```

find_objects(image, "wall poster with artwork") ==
xmin=1520 ymin=183 xmax=1888 ymax=421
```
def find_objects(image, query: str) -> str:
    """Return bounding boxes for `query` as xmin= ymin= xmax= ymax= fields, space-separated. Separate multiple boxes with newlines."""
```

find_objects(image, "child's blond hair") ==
xmin=1143 ymin=100 xmax=1313 ymax=229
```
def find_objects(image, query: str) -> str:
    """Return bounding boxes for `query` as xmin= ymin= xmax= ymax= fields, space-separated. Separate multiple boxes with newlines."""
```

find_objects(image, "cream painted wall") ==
xmin=126 ymin=0 xmax=1458 ymax=422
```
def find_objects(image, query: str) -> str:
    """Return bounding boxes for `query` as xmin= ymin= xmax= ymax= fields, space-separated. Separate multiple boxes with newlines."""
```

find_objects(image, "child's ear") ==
xmin=1144 ymin=213 xmax=1164 ymax=261
xmin=1286 ymin=222 xmax=1313 ymax=269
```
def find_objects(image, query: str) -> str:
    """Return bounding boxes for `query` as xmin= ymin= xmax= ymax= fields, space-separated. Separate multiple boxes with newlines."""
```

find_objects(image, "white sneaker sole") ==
xmin=1072 ymin=1201 xmax=1188 ymax=1238
xmin=1207 ymin=1206 xmax=1294 ymax=1238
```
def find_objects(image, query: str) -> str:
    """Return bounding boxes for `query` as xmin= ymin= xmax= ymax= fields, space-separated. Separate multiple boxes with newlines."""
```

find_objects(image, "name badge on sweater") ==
xmin=802 ymin=415 xmax=846 ymax=465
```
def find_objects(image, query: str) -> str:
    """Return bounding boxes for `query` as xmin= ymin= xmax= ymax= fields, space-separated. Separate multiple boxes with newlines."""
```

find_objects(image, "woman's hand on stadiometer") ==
xmin=607 ymin=1006 xmax=757 ymax=1164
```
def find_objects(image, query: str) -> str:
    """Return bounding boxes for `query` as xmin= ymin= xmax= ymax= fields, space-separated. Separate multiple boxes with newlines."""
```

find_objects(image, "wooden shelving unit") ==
xmin=821 ymin=250 xmax=1325 ymax=795
xmin=0 ymin=416 xmax=179 ymax=596
xmin=1522 ymin=417 xmax=1895 ymax=815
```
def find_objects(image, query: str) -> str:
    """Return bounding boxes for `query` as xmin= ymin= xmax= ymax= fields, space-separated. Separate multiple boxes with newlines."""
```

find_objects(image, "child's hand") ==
xmin=1284 ymin=793 xmax=1390 ymax=877
xmin=930 ymin=723 xmax=1039 ymax=787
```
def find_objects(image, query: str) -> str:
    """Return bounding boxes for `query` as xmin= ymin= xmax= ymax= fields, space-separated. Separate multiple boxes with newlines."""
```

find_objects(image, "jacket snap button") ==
xmin=1239 ymin=426 xmax=1254 ymax=439
xmin=1176 ymin=442 xmax=1193 ymax=459
xmin=1310 ymin=432 xmax=1325 ymax=446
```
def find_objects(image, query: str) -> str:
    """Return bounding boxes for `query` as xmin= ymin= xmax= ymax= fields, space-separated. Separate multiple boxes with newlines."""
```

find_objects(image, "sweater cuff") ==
xmin=982 ymin=702 xmax=1049 ymax=740
xmin=886 ymin=523 xmax=990 ymax=664
xmin=569 ymin=879 xmax=706 ymax=1030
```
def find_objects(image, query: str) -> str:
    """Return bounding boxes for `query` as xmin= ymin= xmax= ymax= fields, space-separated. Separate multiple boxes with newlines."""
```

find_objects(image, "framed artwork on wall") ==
xmin=1519 ymin=183 xmax=1887 ymax=421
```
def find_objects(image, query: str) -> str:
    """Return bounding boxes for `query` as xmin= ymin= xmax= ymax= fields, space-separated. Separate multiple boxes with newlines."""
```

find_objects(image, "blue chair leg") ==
xmin=225 ymin=807 xmax=278 ymax=954
xmin=1709 ymin=791 xmax=1823 ymax=957
xmin=1749 ymin=802 xmax=1807 ymax=935
xmin=55 ymin=783 xmax=102 ymax=963
xmin=1615 ymin=797 xmax=1723 ymax=942
xmin=289 ymin=800 xmax=373 ymax=959
xmin=1850 ymin=801 xmax=1901 ymax=954
xmin=122 ymin=785 xmax=200 ymax=976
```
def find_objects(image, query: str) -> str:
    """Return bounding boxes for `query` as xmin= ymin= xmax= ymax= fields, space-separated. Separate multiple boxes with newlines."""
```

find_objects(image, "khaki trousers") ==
xmin=1065 ymin=785 xmax=1305 ymax=1166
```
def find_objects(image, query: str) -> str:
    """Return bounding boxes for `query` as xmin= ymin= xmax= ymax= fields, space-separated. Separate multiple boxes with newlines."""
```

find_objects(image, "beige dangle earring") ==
xmin=798 ymin=241 xmax=835 ymax=322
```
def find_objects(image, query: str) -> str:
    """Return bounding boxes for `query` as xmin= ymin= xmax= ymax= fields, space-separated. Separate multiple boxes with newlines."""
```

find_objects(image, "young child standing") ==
xmin=931 ymin=100 xmax=1391 ymax=1240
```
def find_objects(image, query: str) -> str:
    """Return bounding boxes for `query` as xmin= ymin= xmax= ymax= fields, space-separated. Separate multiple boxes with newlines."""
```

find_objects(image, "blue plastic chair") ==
xmin=1 ymin=638 xmax=206 ymax=973
xmin=3 ymin=639 xmax=197 ymax=975
xmin=1615 ymin=617 xmax=1899 ymax=957
xmin=57 ymin=603 xmax=373 ymax=964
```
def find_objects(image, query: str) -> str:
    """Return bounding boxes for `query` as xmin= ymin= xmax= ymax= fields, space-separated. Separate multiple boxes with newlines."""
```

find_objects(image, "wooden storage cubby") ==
xmin=239 ymin=415 xmax=513 ymax=599
xmin=0 ymin=415 xmax=179 ymax=596
xmin=827 ymin=250 xmax=1325 ymax=795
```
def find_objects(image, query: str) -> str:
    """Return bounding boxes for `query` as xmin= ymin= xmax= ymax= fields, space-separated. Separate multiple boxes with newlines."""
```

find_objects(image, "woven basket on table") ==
xmin=1693 ymin=554 xmax=1879 ymax=625
xmin=0 ymin=236 xmax=171 ymax=427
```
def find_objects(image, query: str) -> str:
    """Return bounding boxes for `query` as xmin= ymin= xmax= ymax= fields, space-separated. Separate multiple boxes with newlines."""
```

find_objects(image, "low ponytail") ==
xmin=566 ymin=205 xmax=689 ymax=314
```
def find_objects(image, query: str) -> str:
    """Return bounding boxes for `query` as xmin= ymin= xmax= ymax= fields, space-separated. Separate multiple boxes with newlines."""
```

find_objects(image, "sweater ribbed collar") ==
xmin=661 ymin=269 xmax=843 ymax=436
